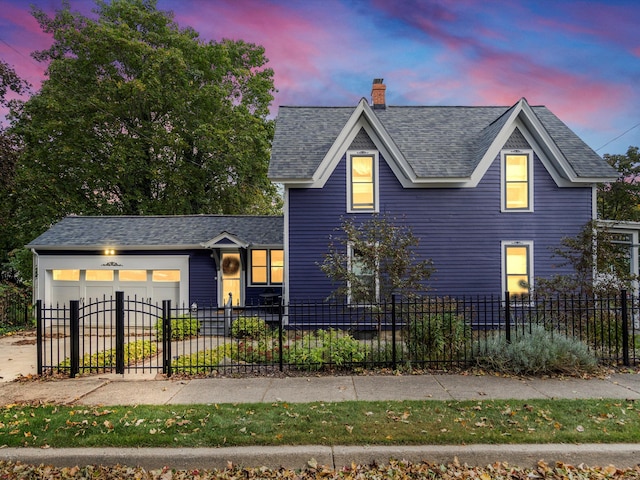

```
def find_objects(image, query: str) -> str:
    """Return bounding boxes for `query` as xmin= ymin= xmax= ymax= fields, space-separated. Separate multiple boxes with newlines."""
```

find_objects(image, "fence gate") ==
xmin=37 ymin=291 xmax=170 ymax=377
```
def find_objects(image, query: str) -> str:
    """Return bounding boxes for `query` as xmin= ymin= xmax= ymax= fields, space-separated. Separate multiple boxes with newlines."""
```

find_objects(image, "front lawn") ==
xmin=1 ymin=398 xmax=638 ymax=448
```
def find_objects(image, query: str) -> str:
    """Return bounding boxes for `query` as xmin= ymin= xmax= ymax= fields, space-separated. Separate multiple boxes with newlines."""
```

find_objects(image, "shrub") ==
xmin=364 ymin=341 xmax=406 ymax=368
xmin=154 ymin=314 xmax=200 ymax=340
xmin=286 ymin=329 xmax=370 ymax=371
xmin=404 ymin=312 xmax=467 ymax=361
xmin=58 ymin=340 xmax=157 ymax=373
xmin=231 ymin=316 xmax=269 ymax=339
xmin=173 ymin=344 xmax=233 ymax=374
xmin=474 ymin=325 xmax=597 ymax=375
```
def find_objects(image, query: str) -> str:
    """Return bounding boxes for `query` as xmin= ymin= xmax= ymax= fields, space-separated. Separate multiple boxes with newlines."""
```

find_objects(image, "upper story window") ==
xmin=502 ymin=150 xmax=533 ymax=212
xmin=251 ymin=249 xmax=283 ymax=285
xmin=348 ymin=151 xmax=378 ymax=212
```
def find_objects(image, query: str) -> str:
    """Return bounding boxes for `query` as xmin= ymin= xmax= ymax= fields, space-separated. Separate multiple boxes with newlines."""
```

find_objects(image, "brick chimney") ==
xmin=371 ymin=78 xmax=386 ymax=109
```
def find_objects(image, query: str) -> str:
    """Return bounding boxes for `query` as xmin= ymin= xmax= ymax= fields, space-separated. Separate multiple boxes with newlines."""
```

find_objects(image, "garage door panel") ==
xmin=119 ymin=286 xmax=149 ymax=301
xmin=52 ymin=285 xmax=81 ymax=306
xmin=153 ymin=285 xmax=179 ymax=305
xmin=86 ymin=286 xmax=115 ymax=301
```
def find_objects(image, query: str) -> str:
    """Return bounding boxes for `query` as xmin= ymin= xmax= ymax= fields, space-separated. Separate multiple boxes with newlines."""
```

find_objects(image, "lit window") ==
xmin=152 ymin=270 xmax=180 ymax=282
xmin=52 ymin=270 xmax=80 ymax=281
xmin=504 ymin=242 xmax=532 ymax=297
xmin=251 ymin=249 xmax=283 ymax=285
xmin=503 ymin=152 xmax=531 ymax=211
xmin=348 ymin=245 xmax=378 ymax=303
xmin=270 ymin=250 xmax=284 ymax=284
xmin=86 ymin=270 xmax=114 ymax=281
xmin=349 ymin=153 xmax=377 ymax=211
xmin=119 ymin=270 xmax=147 ymax=282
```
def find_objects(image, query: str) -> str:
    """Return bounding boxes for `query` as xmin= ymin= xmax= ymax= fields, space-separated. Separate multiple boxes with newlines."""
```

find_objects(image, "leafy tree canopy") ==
xmin=598 ymin=146 xmax=640 ymax=221
xmin=0 ymin=60 xmax=30 ymax=277
xmin=9 ymin=0 xmax=280 ymax=246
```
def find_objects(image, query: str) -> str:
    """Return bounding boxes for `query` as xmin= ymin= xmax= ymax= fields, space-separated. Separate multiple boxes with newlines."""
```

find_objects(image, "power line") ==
xmin=595 ymin=122 xmax=640 ymax=152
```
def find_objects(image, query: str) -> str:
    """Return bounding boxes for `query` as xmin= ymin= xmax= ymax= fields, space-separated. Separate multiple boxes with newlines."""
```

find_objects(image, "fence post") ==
xmin=391 ymin=295 xmax=397 ymax=371
xmin=70 ymin=300 xmax=79 ymax=378
xmin=278 ymin=298 xmax=284 ymax=372
xmin=36 ymin=300 xmax=43 ymax=376
xmin=115 ymin=291 xmax=125 ymax=374
xmin=505 ymin=291 xmax=511 ymax=344
xmin=621 ymin=289 xmax=630 ymax=367
xmin=224 ymin=293 xmax=233 ymax=336
xmin=162 ymin=300 xmax=172 ymax=377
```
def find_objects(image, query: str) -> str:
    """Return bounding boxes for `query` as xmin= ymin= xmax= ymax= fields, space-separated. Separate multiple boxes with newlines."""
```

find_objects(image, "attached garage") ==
xmin=43 ymin=255 xmax=187 ymax=306
xmin=27 ymin=215 xmax=284 ymax=308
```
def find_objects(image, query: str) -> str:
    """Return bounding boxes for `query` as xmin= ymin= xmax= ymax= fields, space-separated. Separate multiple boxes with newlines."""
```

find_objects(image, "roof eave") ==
xmin=28 ymin=245 xmax=205 ymax=251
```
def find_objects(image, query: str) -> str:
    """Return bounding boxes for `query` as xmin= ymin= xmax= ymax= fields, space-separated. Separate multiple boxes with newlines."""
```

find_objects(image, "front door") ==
xmin=221 ymin=252 xmax=242 ymax=306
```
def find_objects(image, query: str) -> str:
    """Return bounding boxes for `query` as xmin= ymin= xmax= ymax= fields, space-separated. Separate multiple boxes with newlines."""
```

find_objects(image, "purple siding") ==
xmin=189 ymin=250 xmax=218 ymax=306
xmin=288 ymin=152 xmax=592 ymax=300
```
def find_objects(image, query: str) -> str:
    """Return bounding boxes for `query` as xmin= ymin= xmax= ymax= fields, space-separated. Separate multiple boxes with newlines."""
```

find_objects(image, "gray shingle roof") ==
xmin=27 ymin=215 xmax=284 ymax=249
xmin=268 ymin=102 xmax=617 ymax=181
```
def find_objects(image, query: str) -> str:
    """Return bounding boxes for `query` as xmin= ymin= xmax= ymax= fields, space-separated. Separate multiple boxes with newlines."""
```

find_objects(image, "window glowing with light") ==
xmin=270 ymin=249 xmax=284 ymax=284
xmin=251 ymin=249 xmax=283 ymax=284
xmin=504 ymin=154 xmax=529 ymax=210
xmin=505 ymin=245 xmax=530 ymax=295
xmin=86 ymin=270 xmax=114 ymax=281
xmin=351 ymin=155 xmax=375 ymax=210
xmin=52 ymin=270 xmax=80 ymax=281
xmin=152 ymin=270 xmax=180 ymax=282
xmin=120 ymin=270 xmax=147 ymax=282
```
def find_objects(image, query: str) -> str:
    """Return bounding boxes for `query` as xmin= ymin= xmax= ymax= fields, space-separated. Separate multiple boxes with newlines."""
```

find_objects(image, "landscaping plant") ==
xmin=474 ymin=325 xmax=597 ymax=375
xmin=154 ymin=314 xmax=200 ymax=340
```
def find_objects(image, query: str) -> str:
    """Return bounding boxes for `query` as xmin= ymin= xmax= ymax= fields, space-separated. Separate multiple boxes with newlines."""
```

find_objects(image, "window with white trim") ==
xmin=250 ymin=249 xmax=283 ymax=285
xmin=502 ymin=241 xmax=533 ymax=297
xmin=502 ymin=150 xmax=533 ymax=211
xmin=348 ymin=151 xmax=378 ymax=212
xmin=348 ymin=244 xmax=378 ymax=303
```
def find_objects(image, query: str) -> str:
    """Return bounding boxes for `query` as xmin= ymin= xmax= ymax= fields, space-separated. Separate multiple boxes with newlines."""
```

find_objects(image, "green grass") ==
xmin=1 ymin=398 xmax=638 ymax=448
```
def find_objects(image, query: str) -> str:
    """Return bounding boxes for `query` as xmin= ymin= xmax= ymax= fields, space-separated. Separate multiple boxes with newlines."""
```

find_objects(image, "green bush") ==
xmin=364 ymin=341 xmax=406 ymax=367
xmin=173 ymin=344 xmax=233 ymax=374
xmin=154 ymin=314 xmax=200 ymax=340
xmin=404 ymin=312 xmax=467 ymax=361
xmin=231 ymin=316 xmax=269 ymax=339
xmin=474 ymin=325 xmax=597 ymax=375
xmin=59 ymin=340 xmax=157 ymax=373
xmin=286 ymin=329 xmax=370 ymax=371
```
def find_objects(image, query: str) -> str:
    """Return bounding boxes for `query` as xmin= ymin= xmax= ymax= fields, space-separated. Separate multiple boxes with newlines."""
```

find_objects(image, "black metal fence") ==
xmin=0 ymin=288 xmax=32 ymax=332
xmin=36 ymin=291 xmax=640 ymax=377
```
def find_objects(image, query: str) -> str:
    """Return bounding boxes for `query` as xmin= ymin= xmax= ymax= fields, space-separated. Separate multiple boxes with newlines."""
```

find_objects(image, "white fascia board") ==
xmin=311 ymin=99 xmax=416 ymax=188
xmin=467 ymin=101 xmax=524 ymax=188
xmin=467 ymin=98 xmax=592 ymax=188
xmin=201 ymin=232 xmax=249 ymax=249
xmin=517 ymin=100 xmax=579 ymax=181
xmin=31 ymin=245 xmax=205 ymax=251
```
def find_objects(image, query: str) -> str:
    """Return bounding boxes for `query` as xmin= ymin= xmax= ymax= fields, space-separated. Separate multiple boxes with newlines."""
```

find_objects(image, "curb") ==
xmin=1 ymin=444 xmax=639 ymax=470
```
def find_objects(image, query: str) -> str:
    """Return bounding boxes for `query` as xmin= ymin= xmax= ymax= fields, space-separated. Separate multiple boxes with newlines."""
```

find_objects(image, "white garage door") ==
xmin=51 ymin=269 xmax=180 ymax=306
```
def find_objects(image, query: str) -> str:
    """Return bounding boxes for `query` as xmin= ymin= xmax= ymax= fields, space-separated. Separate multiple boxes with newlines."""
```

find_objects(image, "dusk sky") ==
xmin=1 ymin=0 xmax=639 ymax=156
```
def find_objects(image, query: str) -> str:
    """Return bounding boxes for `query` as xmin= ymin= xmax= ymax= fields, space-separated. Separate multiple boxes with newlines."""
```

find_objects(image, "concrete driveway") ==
xmin=0 ymin=330 xmax=37 ymax=382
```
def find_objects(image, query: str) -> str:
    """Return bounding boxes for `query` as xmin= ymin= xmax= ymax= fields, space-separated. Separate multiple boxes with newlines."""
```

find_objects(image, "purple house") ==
xmin=268 ymin=79 xmax=618 ymax=303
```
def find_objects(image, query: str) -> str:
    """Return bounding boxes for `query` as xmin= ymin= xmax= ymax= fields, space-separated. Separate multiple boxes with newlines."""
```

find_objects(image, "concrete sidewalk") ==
xmin=1 ymin=371 xmax=640 ymax=406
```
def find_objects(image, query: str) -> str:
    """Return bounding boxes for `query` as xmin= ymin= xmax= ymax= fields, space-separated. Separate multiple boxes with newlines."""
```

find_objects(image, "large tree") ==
xmin=598 ymin=146 xmax=640 ymax=221
xmin=0 ymin=60 xmax=30 ymax=279
xmin=10 ymin=0 xmax=280 ymax=241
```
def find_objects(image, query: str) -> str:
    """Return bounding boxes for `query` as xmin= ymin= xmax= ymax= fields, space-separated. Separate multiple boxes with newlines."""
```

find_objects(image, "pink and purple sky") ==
xmin=1 ymin=0 xmax=638 ymax=155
